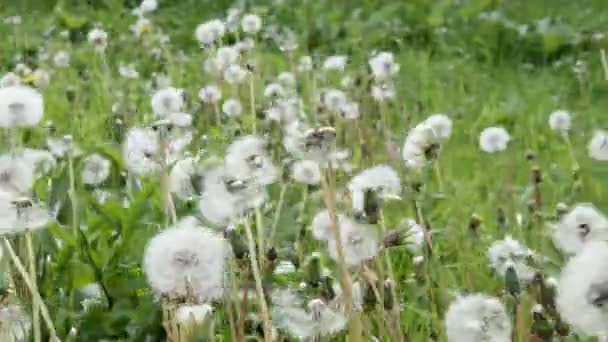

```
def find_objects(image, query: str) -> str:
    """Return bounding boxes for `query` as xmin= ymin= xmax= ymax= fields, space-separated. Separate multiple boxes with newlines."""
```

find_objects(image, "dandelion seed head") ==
xmin=0 ymin=72 xmax=21 ymax=88
xmin=488 ymin=236 xmax=536 ymax=283
xmin=221 ymin=98 xmax=243 ymax=118
xmin=0 ymin=85 xmax=44 ymax=128
xmin=0 ymin=305 xmax=31 ymax=342
xmin=323 ymin=55 xmax=347 ymax=72
xmin=241 ymin=14 xmax=262 ymax=34
xmin=0 ymin=154 xmax=34 ymax=195
xmin=87 ymin=28 xmax=108 ymax=52
xmin=549 ymin=110 xmax=572 ymax=132
xmin=552 ymin=203 xmax=608 ymax=254
xmin=143 ymin=217 xmax=228 ymax=300
xmin=195 ymin=19 xmax=226 ymax=46
xmin=589 ymin=130 xmax=608 ymax=161
xmin=445 ymin=293 xmax=511 ymax=342
xmin=175 ymin=304 xmax=213 ymax=324
xmin=369 ymin=51 xmax=400 ymax=81
xmin=224 ymin=135 xmax=278 ymax=186
xmin=291 ymin=159 xmax=321 ymax=185
xmin=81 ymin=153 xmax=111 ymax=186
xmin=151 ymin=87 xmax=184 ymax=117
xmin=479 ymin=127 xmax=511 ymax=153
xmin=557 ymin=241 xmax=608 ymax=336
xmin=198 ymin=85 xmax=222 ymax=104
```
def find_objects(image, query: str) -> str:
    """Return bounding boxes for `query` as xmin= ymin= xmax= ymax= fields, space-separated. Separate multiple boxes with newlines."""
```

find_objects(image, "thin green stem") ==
xmin=3 ymin=237 xmax=57 ymax=339
xmin=243 ymin=219 xmax=272 ymax=342
xmin=26 ymin=232 xmax=41 ymax=342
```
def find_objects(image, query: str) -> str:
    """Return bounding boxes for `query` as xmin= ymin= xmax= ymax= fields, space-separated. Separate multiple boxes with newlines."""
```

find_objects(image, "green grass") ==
xmin=1 ymin=0 xmax=608 ymax=341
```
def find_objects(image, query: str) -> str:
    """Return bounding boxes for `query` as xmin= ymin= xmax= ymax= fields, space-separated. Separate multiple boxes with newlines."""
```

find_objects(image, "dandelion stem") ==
xmin=600 ymin=49 xmax=608 ymax=81
xmin=243 ymin=219 xmax=273 ymax=342
xmin=269 ymin=182 xmax=288 ymax=244
xmin=320 ymin=168 xmax=362 ymax=341
xmin=2 ymin=237 xmax=57 ymax=339
xmin=379 ymin=213 xmax=404 ymax=341
xmin=562 ymin=133 xmax=580 ymax=171
xmin=25 ymin=232 xmax=41 ymax=342
xmin=68 ymin=154 xmax=79 ymax=237
xmin=249 ymin=72 xmax=257 ymax=134
xmin=255 ymin=208 xmax=265 ymax=269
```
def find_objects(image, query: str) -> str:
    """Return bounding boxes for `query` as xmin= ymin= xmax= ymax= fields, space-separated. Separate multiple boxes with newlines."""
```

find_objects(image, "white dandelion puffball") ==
xmin=402 ymin=121 xmax=438 ymax=170
xmin=479 ymin=127 xmax=510 ymax=153
xmin=81 ymin=153 xmax=111 ymax=186
xmin=425 ymin=113 xmax=453 ymax=140
xmin=327 ymin=216 xmax=379 ymax=266
xmin=0 ymin=72 xmax=21 ymax=88
xmin=195 ymin=19 xmax=226 ymax=45
xmin=119 ymin=63 xmax=139 ymax=79
xmin=323 ymin=55 xmax=347 ymax=72
xmin=241 ymin=13 xmax=262 ymax=34
xmin=557 ymin=241 xmax=608 ymax=336
xmin=340 ymin=101 xmax=360 ymax=120
xmin=53 ymin=51 xmax=70 ymax=68
xmin=224 ymin=135 xmax=278 ymax=186
xmin=291 ymin=159 xmax=321 ymax=185
xmin=369 ymin=51 xmax=400 ymax=81
xmin=151 ymin=87 xmax=184 ymax=117
xmin=347 ymin=165 xmax=401 ymax=212
xmin=402 ymin=218 xmax=425 ymax=253
xmin=169 ymin=157 xmax=199 ymax=201
xmin=175 ymin=304 xmax=213 ymax=324
xmin=32 ymin=69 xmax=50 ymax=88
xmin=371 ymin=82 xmax=396 ymax=102
xmin=264 ymin=83 xmax=285 ymax=99
xmin=277 ymin=72 xmax=296 ymax=89
xmin=589 ymin=130 xmax=608 ymax=161
xmin=143 ymin=217 xmax=228 ymax=300
xmin=487 ymin=236 xmax=537 ymax=283
xmin=0 ymin=154 xmax=34 ymax=195
xmin=0 ymin=305 xmax=32 ymax=341
xmin=551 ymin=203 xmax=608 ymax=254
xmin=198 ymin=166 xmax=267 ymax=227
xmin=311 ymin=210 xmax=337 ymax=241
xmin=445 ymin=294 xmax=512 ymax=342
xmin=222 ymin=98 xmax=243 ymax=118
xmin=0 ymin=193 xmax=51 ymax=234
xmin=123 ymin=127 xmax=161 ymax=176
xmin=20 ymin=148 xmax=56 ymax=178
xmin=548 ymin=110 xmax=572 ymax=132
xmin=271 ymin=289 xmax=347 ymax=340
xmin=298 ymin=56 xmax=313 ymax=72
xmin=0 ymin=85 xmax=44 ymax=128
xmin=138 ymin=0 xmax=157 ymax=14
xmin=323 ymin=89 xmax=348 ymax=113
xmin=215 ymin=46 xmax=239 ymax=70
xmin=87 ymin=28 xmax=108 ymax=51
xmin=198 ymin=85 xmax=222 ymax=104
xmin=223 ymin=64 xmax=248 ymax=85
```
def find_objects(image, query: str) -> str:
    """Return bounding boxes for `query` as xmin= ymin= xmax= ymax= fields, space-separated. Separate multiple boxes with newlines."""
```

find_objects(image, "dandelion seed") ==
xmin=557 ymin=241 xmax=608 ymax=336
xmin=0 ymin=85 xmax=44 ymax=128
xmin=143 ymin=216 xmax=229 ymax=300
xmin=551 ymin=203 xmax=608 ymax=254
xmin=322 ymin=89 xmax=348 ymax=113
xmin=123 ymin=127 xmax=162 ymax=176
xmin=425 ymin=113 xmax=453 ymax=140
xmin=119 ymin=63 xmax=140 ymax=79
xmin=169 ymin=157 xmax=200 ymax=201
xmin=479 ymin=127 xmax=510 ymax=153
xmin=445 ymin=293 xmax=512 ymax=342
xmin=401 ymin=218 xmax=425 ymax=253
xmin=81 ymin=153 xmax=111 ymax=186
xmin=264 ymin=83 xmax=285 ymax=99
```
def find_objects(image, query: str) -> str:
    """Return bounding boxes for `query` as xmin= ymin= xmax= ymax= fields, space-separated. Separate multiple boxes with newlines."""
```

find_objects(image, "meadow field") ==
xmin=1 ymin=0 xmax=608 ymax=341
